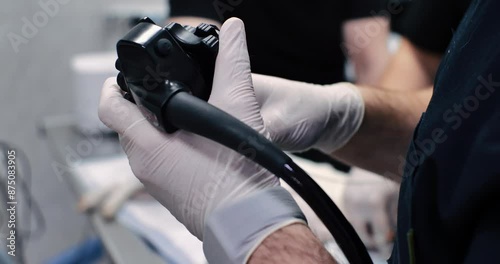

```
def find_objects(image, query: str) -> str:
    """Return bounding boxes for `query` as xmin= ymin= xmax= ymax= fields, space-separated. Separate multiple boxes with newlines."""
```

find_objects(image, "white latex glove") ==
xmin=252 ymin=74 xmax=365 ymax=154
xmin=342 ymin=169 xmax=399 ymax=257
xmin=98 ymin=18 xmax=280 ymax=240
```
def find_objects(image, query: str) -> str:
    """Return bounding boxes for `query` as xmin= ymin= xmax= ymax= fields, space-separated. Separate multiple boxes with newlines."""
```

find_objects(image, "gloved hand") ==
xmin=252 ymin=73 xmax=365 ymax=154
xmin=342 ymin=169 xmax=399 ymax=257
xmin=98 ymin=18 xmax=303 ymax=246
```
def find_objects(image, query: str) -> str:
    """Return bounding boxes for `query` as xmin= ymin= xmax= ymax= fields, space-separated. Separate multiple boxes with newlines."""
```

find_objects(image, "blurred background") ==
xmin=0 ymin=1 xmax=167 ymax=262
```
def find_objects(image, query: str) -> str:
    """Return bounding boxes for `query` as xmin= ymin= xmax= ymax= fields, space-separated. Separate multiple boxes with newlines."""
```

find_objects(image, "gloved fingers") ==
xmin=251 ymin=73 xmax=282 ymax=106
xmin=252 ymin=73 xmax=330 ymax=108
xmin=251 ymin=74 xmax=329 ymax=151
xmin=98 ymin=77 xmax=147 ymax=135
xmin=100 ymin=179 xmax=144 ymax=220
xmin=209 ymin=18 xmax=266 ymax=134
xmin=210 ymin=17 xmax=252 ymax=102
xmin=252 ymin=73 xmax=304 ymax=121
xmin=99 ymin=77 xmax=172 ymax=153
xmin=251 ymin=74 xmax=294 ymax=145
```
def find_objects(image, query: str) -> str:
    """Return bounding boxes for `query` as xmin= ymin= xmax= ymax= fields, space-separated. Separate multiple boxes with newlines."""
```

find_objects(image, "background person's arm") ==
xmin=342 ymin=16 xmax=391 ymax=85
xmin=380 ymin=0 xmax=470 ymax=92
xmin=337 ymin=0 xmax=459 ymax=175
xmin=378 ymin=37 xmax=441 ymax=91
xmin=334 ymin=31 xmax=443 ymax=179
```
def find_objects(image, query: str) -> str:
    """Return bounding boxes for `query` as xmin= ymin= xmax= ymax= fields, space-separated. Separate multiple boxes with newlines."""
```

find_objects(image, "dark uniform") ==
xmin=391 ymin=0 xmax=500 ymax=262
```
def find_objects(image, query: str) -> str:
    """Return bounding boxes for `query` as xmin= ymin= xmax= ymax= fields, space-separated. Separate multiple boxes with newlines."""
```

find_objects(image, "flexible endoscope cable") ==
xmin=165 ymin=92 xmax=373 ymax=264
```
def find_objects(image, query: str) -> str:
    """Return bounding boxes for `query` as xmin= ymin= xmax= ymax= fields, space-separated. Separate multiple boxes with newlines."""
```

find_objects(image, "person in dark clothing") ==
xmin=388 ymin=0 xmax=500 ymax=262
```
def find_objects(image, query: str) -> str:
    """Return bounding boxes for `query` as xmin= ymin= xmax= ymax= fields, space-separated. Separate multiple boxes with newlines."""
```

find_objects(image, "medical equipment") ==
xmin=0 ymin=142 xmax=45 ymax=264
xmin=114 ymin=17 xmax=372 ymax=264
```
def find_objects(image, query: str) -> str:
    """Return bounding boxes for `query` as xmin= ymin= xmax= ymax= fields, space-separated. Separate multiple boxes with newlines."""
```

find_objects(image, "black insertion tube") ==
xmin=165 ymin=91 xmax=373 ymax=264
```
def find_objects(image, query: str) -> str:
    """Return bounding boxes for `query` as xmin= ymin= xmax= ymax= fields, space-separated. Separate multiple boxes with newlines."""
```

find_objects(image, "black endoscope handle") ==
xmin=165 ymin=91 xmax=373 ymax=264
xmin=165 ymin=91 xmax=289 ymax=174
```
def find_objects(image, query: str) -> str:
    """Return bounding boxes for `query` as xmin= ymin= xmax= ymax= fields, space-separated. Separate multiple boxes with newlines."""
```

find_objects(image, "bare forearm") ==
xmin=334 ymin=87 xmax=432 ymax=181
xmin=249 ymin=223 xmax=336 ymax=264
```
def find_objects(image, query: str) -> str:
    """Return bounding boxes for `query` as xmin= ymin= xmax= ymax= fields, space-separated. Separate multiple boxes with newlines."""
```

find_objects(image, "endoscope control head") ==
xmin=115 ymin=17 xmax=219 ymax=133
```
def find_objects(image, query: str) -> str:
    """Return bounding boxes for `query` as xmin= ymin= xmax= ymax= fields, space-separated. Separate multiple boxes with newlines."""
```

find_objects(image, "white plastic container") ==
xmin=71 ymin=52 xmax=118 ymax=134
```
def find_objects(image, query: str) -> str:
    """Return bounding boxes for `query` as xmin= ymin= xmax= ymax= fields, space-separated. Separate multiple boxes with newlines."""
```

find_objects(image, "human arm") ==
xmin=333 ymin=86 xmax=432 ymax=180
xmin=249 ymin=223 xmax=336 ymax=264
xmin=378 ymin=37 xmax=441 ymax=91
xmin=336 ymin=37 xmax=440 ymax=177
xmin=378 ymin=0 xmax=473 ymax=91
xmin=342 ymin=16 xmax=391 ymax=85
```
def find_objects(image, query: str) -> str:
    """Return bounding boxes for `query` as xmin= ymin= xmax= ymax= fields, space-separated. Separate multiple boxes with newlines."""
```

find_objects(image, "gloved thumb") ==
xmin=208 ymin=18 xmax=266 ymax=134
xmin=98 ymin=77 xmax=147 ymax=135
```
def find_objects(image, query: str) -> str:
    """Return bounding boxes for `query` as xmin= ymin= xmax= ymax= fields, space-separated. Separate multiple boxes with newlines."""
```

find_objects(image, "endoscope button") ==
xmin=138 ymin=17 xmax=155 ymax=24
xmin=196 ymin=23 xmax=218 ymax=37
xmin=195 ymin=23 xmax=209 ymax=35
xmin=115 ymin=59 xmax=121 ymax=71
xmin=155 ymin=39 xmax=173 ymax=57
xmin=183 ymin=25 xmax=196 ymax=33
xmin=165 ymin=22 xmax=180 ymax=31
xmin=202 ymin=35 xmax=218 ymax=48
xmin=117 ymin=73 xmax=128 ymax=92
